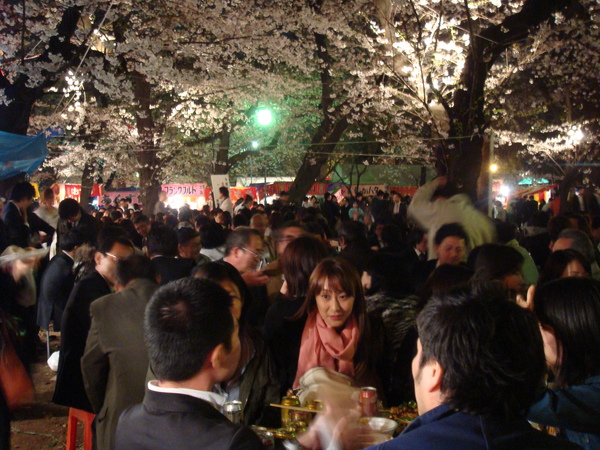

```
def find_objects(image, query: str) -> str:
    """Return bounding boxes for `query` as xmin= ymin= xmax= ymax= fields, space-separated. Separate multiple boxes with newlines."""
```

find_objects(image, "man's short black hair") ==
xmin=408 ymin=227 xmax=427 ymax=248
xmin=58 ymin=198 xmax=81 ymax=220
xmin=179 ymin=208 xmax=192 ymax=223
xmin=97 ymin=237 xmax=134 ymax=255
xmin=199 ymin=221 xmax=226 ymax=249
xmin=224 ymin=226 xmax=262 ymax=256
xmin=232 ymin=213 xmax=249 ymax=228
xmin=417 ymin=285 xmax=545 ymax=418
xmin=144 ymin=278 xmax=234 ymax=381
xmin=434 ymin=223 xmax=468 ymax=246
xmin=338 ymin=220 xmax=368 ymax=246
xmin=9 ymin=181 xmax=36 ymax=202
xmin=133 ymin=214 xmax=149 ymax=225
xmin=147 ymin=225 xmax=178 ymax=257
xmin=115 ymin=254 xmax=157 ymax=286
xmin=219 ymin=186 xmax=229 ymax=197
xmin=60 ymin=229 xmax=85 ymax=252
xmin=176 ymin=227 xmax=199 ymax=246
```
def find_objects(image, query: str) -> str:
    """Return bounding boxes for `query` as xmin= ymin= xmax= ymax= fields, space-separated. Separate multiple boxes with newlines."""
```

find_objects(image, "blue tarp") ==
xmin=0 ymin=131 xmax=48 ymax=180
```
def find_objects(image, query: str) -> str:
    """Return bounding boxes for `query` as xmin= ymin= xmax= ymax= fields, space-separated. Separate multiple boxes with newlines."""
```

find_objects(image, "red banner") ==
xmin=230 ymin=187 xmax=257 ymax=202
xmin=63 ymin=184 xmax=81 ymax=201
xmin=263 ymin=182 xmax=328 ymax=198
xmin=387 ymin=186 xmax=418 ymax=196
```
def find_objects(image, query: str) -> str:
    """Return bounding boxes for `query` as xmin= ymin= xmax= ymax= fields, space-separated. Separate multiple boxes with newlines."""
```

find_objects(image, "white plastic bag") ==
xmin=47 ymin=351 xmax=60 ymax=371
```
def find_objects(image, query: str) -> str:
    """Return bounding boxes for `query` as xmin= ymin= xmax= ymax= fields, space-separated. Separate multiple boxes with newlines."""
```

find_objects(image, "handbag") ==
xmin=0 ymin=318 xmax=34 ymax=410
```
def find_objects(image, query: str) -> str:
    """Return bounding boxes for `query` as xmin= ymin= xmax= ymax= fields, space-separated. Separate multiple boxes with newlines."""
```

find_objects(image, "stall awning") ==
xmin=0 ymin=131 xmax=48 ymax=180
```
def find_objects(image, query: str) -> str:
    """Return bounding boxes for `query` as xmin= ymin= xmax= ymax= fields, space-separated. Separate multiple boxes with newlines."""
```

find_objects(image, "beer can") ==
xmin=280 ymin=395 xmax=301 ymax=427
xmin=260 ymin=431 xmax=275 ymax=450
xmin=290 ymin=410 xmax=311 ymax=424
xmin=223 ymin=400 xmax=243 ymax=424
xmin=359 ymin=386 xmax=378 ymax=417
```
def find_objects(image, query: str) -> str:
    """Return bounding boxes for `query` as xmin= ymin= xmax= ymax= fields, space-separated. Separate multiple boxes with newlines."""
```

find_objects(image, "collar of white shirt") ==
xmin=147 ymin=380 xmax=226 ymax=411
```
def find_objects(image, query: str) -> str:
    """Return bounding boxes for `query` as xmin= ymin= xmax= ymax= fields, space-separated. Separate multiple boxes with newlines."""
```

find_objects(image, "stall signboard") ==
xmin=335 ymin=185 xmax=387 ymax=199
xmin=58 ymin=184 xmax=104 ymax=202
xmin=103 ymin=190 xmax=142 ymax=205
xmin=161 ymin=183 xmax=207 ymax=197
xmin=387 ymin=186 xmax=419 ymax=197
xmin=230 ymin=187 xmax=257 ymax=202
xmin=264 ymin=182 xmax=328 ymax=198
xmin=63 ymin=184 xmax=82 ymax=201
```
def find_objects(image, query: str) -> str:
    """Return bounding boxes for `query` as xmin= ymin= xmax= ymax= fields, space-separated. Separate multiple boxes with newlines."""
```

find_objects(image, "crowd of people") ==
xmin=0 ymin=179 xmax=599 ymax=449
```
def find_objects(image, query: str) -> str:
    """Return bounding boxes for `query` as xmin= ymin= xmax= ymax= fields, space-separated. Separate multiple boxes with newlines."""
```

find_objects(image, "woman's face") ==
xmin=502 ymin=269 xmax=525 ymax=292
xmin=539 ymin=324 xmax=560 ymax=369
xmin=361 ymin=271 xmax=372 ymax=291
xmin=220 ymin=280 xmax=243 ymax=321
xmin=562 ymin=260 xmax=588 ymax=278
xmin=315 ymin=278 xmax=355 ymax=330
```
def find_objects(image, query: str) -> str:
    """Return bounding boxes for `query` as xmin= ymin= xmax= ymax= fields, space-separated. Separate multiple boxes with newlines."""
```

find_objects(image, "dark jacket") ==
xmin=53 ymin=270 xmax=111 ymax=412
xmin=234 ymin=330 xmax=280 ymax=428
xmin=369 ymin=404 xmax=580 ymax=450
xmin=2 ymin=202 xmax=30 ymax=248
xmin=366 ymin=292 xmax=418 ymax=405
xmin=263 ymin=296 xmax=306 ymax=397
xmin=151 ymin=256 xmax=195 ymax=286
xmin=115 ymin=389 xmax=263 ymax=450
xmin=36 ymin=252 xmax=75 ymax=331
xmin=57 ymin=210 xmax=101 ymax=250
xmin=527 ymin=374 xmax=600 ymax=449
xmin=81 ymin=278 xmax=159 ymax=450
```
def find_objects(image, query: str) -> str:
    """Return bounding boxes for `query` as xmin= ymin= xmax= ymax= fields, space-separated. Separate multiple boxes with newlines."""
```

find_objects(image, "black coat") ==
xmin=2 ymin=202 xmax=30 ymax=248
xmin=53 ymin=270 xmax=111 ymax=412
xmin=151 ymin=256 xmax=195 ymax=286
xmin=36 ymin=253 xmax=75 ymax=331
xmin=115 ymin=389 xmax=263 ymax=450
xmin=263 ymin=295 xmax=306 ymax=397
xmin=56 ymin=210 xmax=101 ymax=250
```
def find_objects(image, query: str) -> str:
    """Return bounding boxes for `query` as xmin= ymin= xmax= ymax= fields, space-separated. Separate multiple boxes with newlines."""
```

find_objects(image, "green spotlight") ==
xmin=256 ymin=108 xmax=273 ymax=126
xmin=251 ymin=141 xmax=259 ymax=149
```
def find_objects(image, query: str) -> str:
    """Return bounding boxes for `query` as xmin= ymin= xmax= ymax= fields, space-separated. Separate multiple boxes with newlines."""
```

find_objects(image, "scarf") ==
xmin=293 ymin=310 xmax=359 ymax=388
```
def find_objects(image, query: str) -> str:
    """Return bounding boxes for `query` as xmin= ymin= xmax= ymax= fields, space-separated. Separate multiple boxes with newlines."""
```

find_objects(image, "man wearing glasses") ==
xmin=53 ymin=237 xmax=134 ymax=413
xmin=223 ymin=227 xmax=269 ymax=327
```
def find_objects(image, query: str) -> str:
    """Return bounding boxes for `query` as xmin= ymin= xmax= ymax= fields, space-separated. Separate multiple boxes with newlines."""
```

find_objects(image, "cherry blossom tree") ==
xmin=2 ymin=0 xmax=599 ymax=209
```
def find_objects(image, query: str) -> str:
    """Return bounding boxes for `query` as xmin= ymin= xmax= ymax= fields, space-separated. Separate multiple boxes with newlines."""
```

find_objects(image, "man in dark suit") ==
xmin=2 ymin=181 xmax=36 ymax=248
xmin=115 ymin=278 xmax=262 ymax=450
xmin=82 ymin=254 xmax=159 ymax=450
xmin=56 ymin=198 xmax=102 ymax=250
xmin=37 ymin=229 xmax=84 ymax=332
xmin=338 ymin=220 xmax=374 ymax=275
xmin=413 ymin=223 xmax=468 ymax=293
xmin=147 ymin=225 xmax=195 ymax=285
xmin=53 ymin=237 xmax=134 ymax=412
xmin=223 ymin=227 xmax=269 ymax=328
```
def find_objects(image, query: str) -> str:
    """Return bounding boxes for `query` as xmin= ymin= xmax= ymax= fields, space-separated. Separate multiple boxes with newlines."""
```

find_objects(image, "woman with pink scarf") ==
xmin=293 ymin=258 xmax=382 ymax=390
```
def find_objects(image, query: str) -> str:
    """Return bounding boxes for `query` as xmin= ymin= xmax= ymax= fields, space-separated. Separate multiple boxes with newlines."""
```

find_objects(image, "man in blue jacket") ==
xmin=368 ymin=286 xmax=579 ymax=450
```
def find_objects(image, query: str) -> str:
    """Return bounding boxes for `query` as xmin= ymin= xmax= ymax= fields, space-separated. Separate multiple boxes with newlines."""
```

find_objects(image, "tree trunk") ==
xmin=444 ymin=0 xmax=570 ymax=202
xmin=288 ymin=117 xmax=349 ymax=205
xmin=131 ymin=71 xmax=164 ymax=215
xmin=419 ymin=166 xmax=427 ymax=186
xmin=80 ymin=159 xmax=95 ymax=208
xmin=559 ymin=167 xmax=580 ymax=214
xmin=214 ymin=129 xmax=231 ymax=175
xmin=139 ymin=164 xmax=162 ymax=216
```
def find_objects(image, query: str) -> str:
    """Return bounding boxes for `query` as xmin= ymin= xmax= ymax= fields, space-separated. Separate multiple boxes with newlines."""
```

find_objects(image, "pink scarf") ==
xmin=293 ymin=310 xmax=359 ymax=388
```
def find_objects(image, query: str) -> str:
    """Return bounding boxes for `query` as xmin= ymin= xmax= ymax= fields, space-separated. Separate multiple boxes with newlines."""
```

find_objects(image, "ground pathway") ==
xmin=10 ymin=332 xmax=73 ymax=449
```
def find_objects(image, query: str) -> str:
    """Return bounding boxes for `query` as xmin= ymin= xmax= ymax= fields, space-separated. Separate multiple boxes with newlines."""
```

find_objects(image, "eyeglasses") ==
xmin=105 ymin=252 xmax=123 ymax=262
xmin=241 ymin=247 xmax=262 ymax=260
